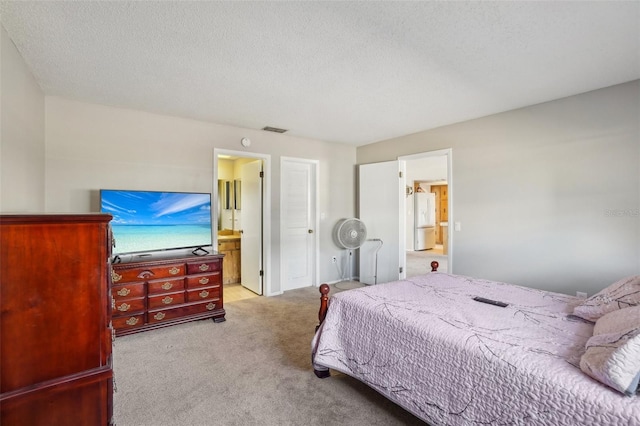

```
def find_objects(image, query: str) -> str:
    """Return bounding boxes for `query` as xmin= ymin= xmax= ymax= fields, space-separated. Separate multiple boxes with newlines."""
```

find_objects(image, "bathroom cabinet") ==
xmin=218 ymin=237 xmax=241 ymax=284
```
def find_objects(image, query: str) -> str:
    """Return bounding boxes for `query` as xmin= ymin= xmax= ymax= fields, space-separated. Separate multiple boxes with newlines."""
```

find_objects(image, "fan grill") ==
xmin=336 ymin=218 xmax=367 ymax=249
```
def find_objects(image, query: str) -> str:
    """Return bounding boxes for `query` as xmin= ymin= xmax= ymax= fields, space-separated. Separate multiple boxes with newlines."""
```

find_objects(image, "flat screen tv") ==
xmin=100 ymin=189 xmax=213 ymax=260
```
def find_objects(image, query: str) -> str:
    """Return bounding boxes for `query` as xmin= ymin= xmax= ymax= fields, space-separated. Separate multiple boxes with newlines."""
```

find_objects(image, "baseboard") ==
xmin=322 ymin=277 xmax=359 ymax=285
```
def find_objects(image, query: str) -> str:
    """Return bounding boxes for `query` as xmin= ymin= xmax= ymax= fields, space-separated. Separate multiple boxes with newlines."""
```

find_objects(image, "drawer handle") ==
xmin=125 ymin=317 xmax=139 ymax=326
xmin=154 ymin=312 xmax=166 ymax=320
xmin=199 ymin=290 xmax=209 ymax=298
xmin=206 ymin=302 xmax=216 ymax=311
xmin=162 ymin=296 xmax=173 ymax=305
xmin=199 ymin=264 xmax=210 ymax=272
xmin=117 ymin=287 xmax=130 ymax=297
xmin=161 ymin=282 xmax=173 ymax=290
xmin=169 ymin=267 xmax=180 ymax=275
xmin=111 ymin=270 xmax=122 ymax=283
xmin=199 ymin=277 xmax=209 ymax=285
xmin=117 ymin=303 xmax=130 ymax=312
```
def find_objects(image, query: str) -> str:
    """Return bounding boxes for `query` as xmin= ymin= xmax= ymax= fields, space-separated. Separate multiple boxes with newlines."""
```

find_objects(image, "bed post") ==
xmin=431 ymin=261 xmax=439 ymax=272
xmin=316 ymin=283 xmax=330 ymax=332
xmin=314 ymin=283 xmax=331 ymax=378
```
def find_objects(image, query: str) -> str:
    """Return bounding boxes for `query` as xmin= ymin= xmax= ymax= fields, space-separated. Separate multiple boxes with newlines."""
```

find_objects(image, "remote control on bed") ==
xmin=473 ymin=296 xmax=509 ymax=307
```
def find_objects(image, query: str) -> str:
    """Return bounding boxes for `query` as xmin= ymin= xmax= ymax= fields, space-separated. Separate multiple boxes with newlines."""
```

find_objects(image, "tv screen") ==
xmin=100 ymin=189 xmax=213 ymax=256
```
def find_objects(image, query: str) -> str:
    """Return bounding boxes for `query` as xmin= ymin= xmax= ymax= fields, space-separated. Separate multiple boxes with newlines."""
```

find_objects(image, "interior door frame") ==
xmin=280 ymin=157 xmax=319 ymax=290
xmin=399 ymin=148 xmax=453 ymax=272
xmin=213 ymin=149 xmax=273 ymax=297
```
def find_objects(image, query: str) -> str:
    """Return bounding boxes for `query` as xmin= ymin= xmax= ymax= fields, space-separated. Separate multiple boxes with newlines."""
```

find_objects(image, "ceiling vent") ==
xmin=262 ymin=126 xmax=288 ymax=133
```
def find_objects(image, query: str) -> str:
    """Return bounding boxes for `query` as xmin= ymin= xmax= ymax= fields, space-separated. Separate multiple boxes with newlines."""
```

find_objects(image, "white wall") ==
xmin=0 ymin=24 xmax=45 ymax=212
xmin=44 ymin=97 xmax=356 ymax=293
xmin=5 ymin=20 xmax=636 ymax=296
xmin=358 ymin=81 xmax=640 ymax=296
xmin=406 ymin=156 xmax=447 ymax=183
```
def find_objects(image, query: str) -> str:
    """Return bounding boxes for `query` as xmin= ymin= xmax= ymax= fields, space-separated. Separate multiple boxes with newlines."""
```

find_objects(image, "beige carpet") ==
xmin=406 ymin=249 xmax=448 ymax=277
xmin=112 ymin=283 xmax=427 ymax=425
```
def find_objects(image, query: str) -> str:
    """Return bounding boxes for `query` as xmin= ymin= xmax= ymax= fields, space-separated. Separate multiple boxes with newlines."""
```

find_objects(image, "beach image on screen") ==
xmin=101 ymin=190 xmax=212 ymax=254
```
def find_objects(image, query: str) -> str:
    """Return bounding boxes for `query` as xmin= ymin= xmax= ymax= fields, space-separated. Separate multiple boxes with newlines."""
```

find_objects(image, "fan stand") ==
xmin=333 ymin=218 xmax=367 ymax=289
xmin=334 ymin=250 xmax=360 ymax=290
xmin=368 ymin=238 xmax=383 ymax=285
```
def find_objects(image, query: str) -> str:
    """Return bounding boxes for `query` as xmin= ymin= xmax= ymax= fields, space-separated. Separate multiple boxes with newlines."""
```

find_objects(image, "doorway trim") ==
xmin=213 ymin=149 xmax=273 ymax=297
xmin=399 ymin=148 xmax=453 ymax=272
xmin=280 ymin=156 xmax=320 ymax=290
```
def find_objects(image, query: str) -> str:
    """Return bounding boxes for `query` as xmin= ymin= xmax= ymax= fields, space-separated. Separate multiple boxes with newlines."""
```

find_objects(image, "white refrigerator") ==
xmin=414 ymin=192 xmax=436 ymax=250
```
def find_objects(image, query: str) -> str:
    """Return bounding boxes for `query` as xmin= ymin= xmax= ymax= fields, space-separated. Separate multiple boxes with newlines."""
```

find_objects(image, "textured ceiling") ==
xmin=1 ymin=1 xmax=638 ymax=146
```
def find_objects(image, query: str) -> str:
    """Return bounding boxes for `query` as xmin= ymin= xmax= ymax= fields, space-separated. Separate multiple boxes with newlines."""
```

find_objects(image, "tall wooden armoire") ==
xmin=0 ymin=214 xmax=114 ymax=425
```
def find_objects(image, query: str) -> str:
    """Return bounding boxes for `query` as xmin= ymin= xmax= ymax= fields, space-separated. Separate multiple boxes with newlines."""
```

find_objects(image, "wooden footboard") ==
xmin=316 ymin=260 xmax=440 ymax=331
xmin=313 ymin=261 xmax=439 ymax=378
xmin=316 ymin=261 xmax=439 ymax=330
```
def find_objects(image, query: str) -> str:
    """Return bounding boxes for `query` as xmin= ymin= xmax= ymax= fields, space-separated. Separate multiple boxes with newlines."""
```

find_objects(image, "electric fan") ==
xmin=334 ymin=218 xmax=367 ymax=281
xmin=335 ymin=218 xmax=367 ymax=250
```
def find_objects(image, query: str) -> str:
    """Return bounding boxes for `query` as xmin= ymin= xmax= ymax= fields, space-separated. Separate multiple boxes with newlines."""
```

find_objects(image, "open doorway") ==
xmin=400 ymin=149 xmax=452 ymax=276
xmin=213 ymin=149 xmax=272 ymax=299
xmin=357 ymin=149 xmax=452 ymax=284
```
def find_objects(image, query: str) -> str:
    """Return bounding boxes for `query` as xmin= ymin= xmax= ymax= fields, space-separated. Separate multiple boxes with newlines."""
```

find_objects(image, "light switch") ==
xmin=454 ymin=222 xmax=461 ymax=231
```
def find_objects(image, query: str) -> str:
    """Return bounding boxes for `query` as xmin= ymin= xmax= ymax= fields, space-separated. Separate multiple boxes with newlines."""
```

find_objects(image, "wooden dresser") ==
xmin=0 ymin=214 xmax=113 ymax=426
xmin=111 ymin=253 xmax=225 ymax=336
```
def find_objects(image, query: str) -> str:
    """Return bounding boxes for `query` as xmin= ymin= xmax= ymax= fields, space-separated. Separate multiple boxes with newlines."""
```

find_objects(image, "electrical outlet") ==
xmin=576 ymin=291 xmax=588 ymax=299
xmin=331 ymin=256 xmax=337 ymax=264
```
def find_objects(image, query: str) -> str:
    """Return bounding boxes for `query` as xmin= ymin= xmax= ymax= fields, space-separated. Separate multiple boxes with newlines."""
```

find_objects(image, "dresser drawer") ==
xmin=113 ymin=297 xmax=145 ymax=315
xmin=148 ymin=300 xmax=222 ymax=324
xmin=148 ymin=277 xmax=185 ymax=294
xmin=186 ymin=285 xmax=221 ymax=302
xmin=112 ymin=282 xmax=145 ymax=300
xmin=112 ymin=314 xmax=145 ymax=330
xmin=148 ymin=291 xmax=185 ymax=309
xmin=111 ymin=263 xmax=185 ymax=283
xmin=187 ymin=259 xmax=221 ymax=274
xmin=186 ymin=272 xmax=221 ymax=288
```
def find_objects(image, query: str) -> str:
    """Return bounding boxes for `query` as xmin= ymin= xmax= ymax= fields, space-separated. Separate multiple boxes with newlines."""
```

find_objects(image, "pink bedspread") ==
xmin=312 ymin=273 xmax=640 ymax=425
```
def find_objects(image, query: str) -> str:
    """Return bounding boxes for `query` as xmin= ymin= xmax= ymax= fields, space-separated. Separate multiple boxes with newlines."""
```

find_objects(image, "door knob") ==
xmin=308 ymin=229 xmax=314 ymax=234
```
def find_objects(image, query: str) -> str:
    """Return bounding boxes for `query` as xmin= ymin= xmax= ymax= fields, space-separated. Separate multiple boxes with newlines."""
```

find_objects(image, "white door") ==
xmin=359 ymin=161 xmax=406 ymax=284
xmin=281 ymin=158 xmax=317 ymax=290
xmin=240 ymin=160 xmax=263 ymax=295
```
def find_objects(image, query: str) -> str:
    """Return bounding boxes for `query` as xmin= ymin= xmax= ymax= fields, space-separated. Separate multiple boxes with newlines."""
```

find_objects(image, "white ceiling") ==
xmin=1 ymin=1 xmax=638 ymax=146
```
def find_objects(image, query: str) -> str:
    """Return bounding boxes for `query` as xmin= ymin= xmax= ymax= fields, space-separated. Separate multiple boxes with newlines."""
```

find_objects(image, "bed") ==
xmin=311 ymin=264 xmax=640 ymax=425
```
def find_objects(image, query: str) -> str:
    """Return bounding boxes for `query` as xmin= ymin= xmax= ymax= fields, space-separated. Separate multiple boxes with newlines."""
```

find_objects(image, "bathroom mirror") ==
xmin=234 ymin=179 xmax=241 ymax=210
xmin=218 ymin=180 xmax=234 ymax=210
xmin=218 ymin=179 xmax=240 ymax=230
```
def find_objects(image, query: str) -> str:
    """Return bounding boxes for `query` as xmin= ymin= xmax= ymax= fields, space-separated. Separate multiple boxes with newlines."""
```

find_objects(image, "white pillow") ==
xmin=573 ymin=275 xmax=640 ymax=322
xmin=580 ymin=306 xmax=640 ymax=395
